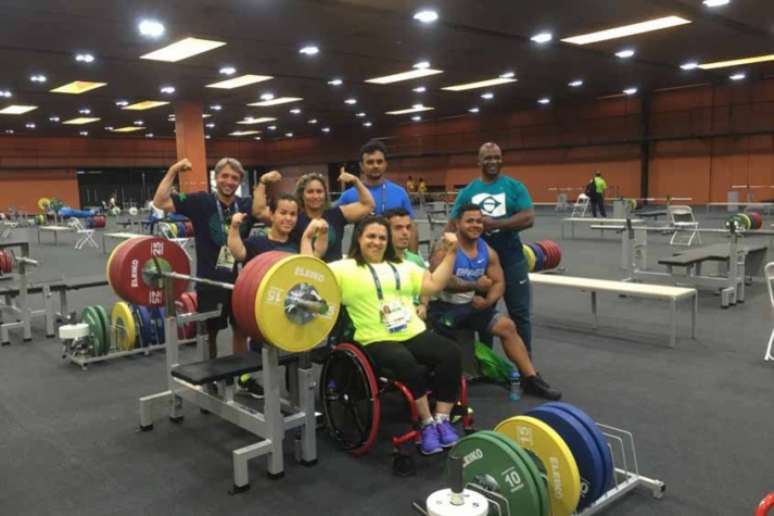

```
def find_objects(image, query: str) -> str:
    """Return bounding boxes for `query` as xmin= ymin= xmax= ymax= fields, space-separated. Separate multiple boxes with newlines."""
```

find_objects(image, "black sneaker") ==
xmin=521 ymin=373 xmax=562 ymax=401
xmin=237 ymin=374 xmax=264 ymax=399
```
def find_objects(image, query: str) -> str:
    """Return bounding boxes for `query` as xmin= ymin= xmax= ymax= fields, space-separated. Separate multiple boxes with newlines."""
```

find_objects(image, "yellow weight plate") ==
xmin=523 ymin=244 xmax=536 ymax=272
xmin=111 ymin=302 xmax=137 ymax=351
xmin=168 ymin=222 xmax=178 ymax=237
xmin=495 ymin=415 xmax=581 ymax=516
xmin=254 ymin=255 xmax=341 ymax=353
xmin=38 ymin=197 xmax=51 ymax=211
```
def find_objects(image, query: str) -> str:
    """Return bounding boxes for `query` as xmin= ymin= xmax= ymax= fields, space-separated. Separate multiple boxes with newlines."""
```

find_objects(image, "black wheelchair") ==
xmin=319 ymin=336 xmax=475 ymax=475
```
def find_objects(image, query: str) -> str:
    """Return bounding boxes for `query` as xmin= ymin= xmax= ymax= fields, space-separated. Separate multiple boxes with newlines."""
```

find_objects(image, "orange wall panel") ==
xmin=0 ymin=169 xmax=79 ymax=212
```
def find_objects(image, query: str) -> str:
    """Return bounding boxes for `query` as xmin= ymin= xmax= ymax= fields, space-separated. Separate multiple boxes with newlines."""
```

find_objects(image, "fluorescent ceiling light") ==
xmin=0 ymin=90 xmax=11 ymax=98
xmin=623 ymin=87 xmax=638 ymax=95
xmin=207 ymin=74 xmax=273 ymax=89
xmin=356 ymin=112 xmax=367 ymax=117
xmin=122 ymin=100 xmax=169 ymax=111
xmin=253 ymin=136 xmax=261 ymax=140
xmin=569 ymin=80 xmax=584 ymax=87
xmin=699 ymin=54 xmax=774 ymax=70
xmin=30 ymin=74 xmax=47 ymax=83
xmin=328 ymin=78 xmax=343 ymax=86
xmin=442 ymin=77 xmax=516 ymax=91
xmin=229 ymin=130 xmax=259 ymax=136
xmin=289 ymin=108 xmax=301 ymax=114
xmin=411 ymin=115 xmax=422 ymax=121
xmin=237 ymin=117 xmax=276 ymax=125
xmin=4 ymin=129 xmax=13 ymax=134
xmin=115 ymin=100 xmax=129 ymax=107
xmin=413 ymin=9 xmax=439 ymax=23
xmin=363 ymin=122 xmax=372 ymax=127
xmin=366 ymin=67 xmax=442 ymax=84
xmin=345 ymin=98 xmax=357 ymax=105
xmin=729 ymin=73 xmax=746 ymax=81
xmin=79 ymin=108 xmax=91 ymax=114
xmin=138 ymin=19 xmax=165 ymax=38
xmin=210 ymin=104 xmax=222 ymax=111
xmin=63 ymin=117 xmax=100 ymax=125
xmin=160 ymin=86 xmax=175 ymax=94
xmin=561 ymin=16 xmax=691 ymax=45
xmin=50 ymin=81 xmax=107 ymax=94
xmin=267 ymin=125 xmax=277 ymax=131
xmin=413 ymin=86 xmax=427 ymax=93
xmin=248 ymin=97 xmax=303 ymax=107
xmin=141 ymin=37 xmax=226 ymax=62
xmin=321 ymin=127 xmax=331 ymax=133
xmin=308 ymin=119 xmax=317 ymax=124
xmin=202 ymin=113 xmax=212 ymax=118
xmin=111 ymin=126 xmax=144 ymax=133
xmin=285 ymin=132 xmax=294 ymax=137
xmin=219 ymin=66 xmax=236 ymax=75
xmin=49 ymin=116 xmax=60 ymax=122
xmin=531 ymin=32 xmax=553 ymax=44
xmin=260 ymin=93 xmax=274 ymax=101
xmin=103 ymin=126 xmax=113 ymax=131
xmin=145 ymin=133 xmax=154 ymax=138
xmin=386 ymin=105 xmax=434 ymax=115
xmin=481 ymin=92 xmax=494 ymax=100
xmin=205 ymin=122 xmax=215 ymax=128
xmin=75 ymin=53 xmax=95 ymax=63
xmin=681 ymin=61 xmax=699 ymax=70
xmin=205 ymin=135 xmax=211 ymax=140
xmin=25 ymin=122 xmax=36 ymax=129
xmin=133 ymin=120 xmax=144 ymax=125
xmin=79 ymin=131 xmax=89 ymax=136
xmin=538 ymin=97 xmax=551 ymax=104
xmin=499 ymin=71 xmax=516 ymax=79
xmin=703 ymin=0 xmax=730 ymax=6
xmin=616 ymin=49 xmax=636 ymax=59
xmin=0 ymin=105 xmax=37 ymax=115
xmin=299 ymin=45 xmax=319 ymax=56
xmin=414 ymin=61 xmax=431 ymax=69
xmin=469 ymin=107 xmax=479 ymax=113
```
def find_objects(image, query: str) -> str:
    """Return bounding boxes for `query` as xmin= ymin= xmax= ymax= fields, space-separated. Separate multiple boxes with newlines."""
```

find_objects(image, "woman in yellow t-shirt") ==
xmin=329 ymin=215 xmax=462 ymax=455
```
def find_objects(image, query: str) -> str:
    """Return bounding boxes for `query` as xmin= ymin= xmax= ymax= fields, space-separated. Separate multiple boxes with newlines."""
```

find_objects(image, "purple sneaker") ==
xmin=420 ymin=424 xmax=443 ymax=455
xmin=437 ymin=419 xmax=459 ymax=448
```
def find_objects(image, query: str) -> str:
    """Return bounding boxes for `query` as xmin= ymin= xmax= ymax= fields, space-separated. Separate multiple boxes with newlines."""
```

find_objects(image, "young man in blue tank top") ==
xmin=429 ymin=204 xmax=561 ymax=400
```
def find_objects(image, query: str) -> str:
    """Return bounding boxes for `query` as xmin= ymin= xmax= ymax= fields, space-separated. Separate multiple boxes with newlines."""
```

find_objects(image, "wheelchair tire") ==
xmin=320 ymin=343 xmax=380 ymax=456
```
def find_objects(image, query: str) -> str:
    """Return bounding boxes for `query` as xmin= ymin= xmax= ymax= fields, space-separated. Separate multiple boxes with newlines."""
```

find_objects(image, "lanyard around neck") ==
xmin=366 ymin=262 xmax=401 ymax=301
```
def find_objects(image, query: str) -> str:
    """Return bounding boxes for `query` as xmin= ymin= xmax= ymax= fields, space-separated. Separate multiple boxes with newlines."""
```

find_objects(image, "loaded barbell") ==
xmin=0 ymin=249 xmax=38 ymax=275
xmin=106 ymin=237 xmax=340 ymax=352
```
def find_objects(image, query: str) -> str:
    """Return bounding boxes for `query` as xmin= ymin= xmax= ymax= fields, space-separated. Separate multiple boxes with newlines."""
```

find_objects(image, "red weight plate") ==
xmin=748 ymin=212 xmax=763 ymax=230
xmin=110 ymin=236 xmax=191 ymax=306
xmin=177 ymin=292 xmax=197 ymax=339
xmin=0 ymin=251 xmax=8 ymax=274
xmin=186 ymin=290 xmax=198 ymax=311
xmin=108 ymin=239 xmax=135 ymax=293
xmin=536 ymin=241 xmax=554 ymax=270
xmin=233 ymin=251 xmax=291 ymax=340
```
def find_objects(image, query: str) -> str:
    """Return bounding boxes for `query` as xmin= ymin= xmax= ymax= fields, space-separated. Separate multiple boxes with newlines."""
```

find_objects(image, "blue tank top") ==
xmin=439 ymin=239 xmax=489 ymax=304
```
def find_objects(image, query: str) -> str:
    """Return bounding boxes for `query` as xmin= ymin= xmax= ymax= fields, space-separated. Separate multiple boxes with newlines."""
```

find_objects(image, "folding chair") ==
xmin=668 ymin=205 xmax=701 ymax=246
xmin=764 ymin=262 xmax=774 ymax=361
xmin=69 ymin=218 xmax=98 ymax=250
xmin=571 ymin=193 xmax=590 ymax=218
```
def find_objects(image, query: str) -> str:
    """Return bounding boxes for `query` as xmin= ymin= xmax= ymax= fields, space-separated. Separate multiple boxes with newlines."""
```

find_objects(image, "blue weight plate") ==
xmin=176 ymin=222 xmax=186 ymax=238
xmin=528 ymin=243 xmax=545 ymax=272
xmin=135 ymin=305 xmax=154 ymax=347
xmin=543 ymin=402 xmax=614 ymax=493
xmin=150 ymin=307 xmax=166 ymax=344
xmin=528 ymin=405 xmax=606 ymax=509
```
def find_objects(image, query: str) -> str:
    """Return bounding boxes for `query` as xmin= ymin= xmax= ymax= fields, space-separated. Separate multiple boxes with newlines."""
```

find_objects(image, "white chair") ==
xmin=764 ymin=262 xmax=774 ymax=361
xmin=68 ymin=218 xmax=98 ymax=250
xmin=571 ymin=193 xmax=590 ymax=218
xmin=668 ymin=205 xmax=701 ymax=246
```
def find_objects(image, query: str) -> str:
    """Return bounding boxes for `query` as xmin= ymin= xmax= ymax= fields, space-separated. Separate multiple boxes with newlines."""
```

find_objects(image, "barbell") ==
xmin=0 ymin=249 xmax=38 ymax=274
xmin=106 ymin=237 xmax=340 ymax=352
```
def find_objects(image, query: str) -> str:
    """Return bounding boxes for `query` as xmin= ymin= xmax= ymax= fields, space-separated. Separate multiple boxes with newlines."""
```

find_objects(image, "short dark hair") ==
xmin=348 ymin=215 xmax=401 ymax=266
xmin=456 ymin=203 xmax=481 ymax=219
xmin=269 ymin=192 xmax=299 ymax=212
xmin=384 ymin=207 xmax=411 ymax=220
xmin=359 ymin=139 xmax=388 ymax=162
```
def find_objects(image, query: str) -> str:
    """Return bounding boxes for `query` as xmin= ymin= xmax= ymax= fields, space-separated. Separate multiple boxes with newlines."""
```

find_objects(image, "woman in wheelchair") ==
xmin=329 ymin=215 xmax=464 ymax=455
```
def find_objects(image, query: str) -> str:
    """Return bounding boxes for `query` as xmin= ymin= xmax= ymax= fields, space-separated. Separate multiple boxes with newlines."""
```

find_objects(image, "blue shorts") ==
xmin=428 ymin=300 xmax=503 ymax=336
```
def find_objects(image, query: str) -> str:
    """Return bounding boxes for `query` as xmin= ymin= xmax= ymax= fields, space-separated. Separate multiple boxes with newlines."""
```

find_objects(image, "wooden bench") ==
xmin=529 ymin=273 xmax=697 ymax=347
xmin=561 ymin=217 xmax=643 ymax=239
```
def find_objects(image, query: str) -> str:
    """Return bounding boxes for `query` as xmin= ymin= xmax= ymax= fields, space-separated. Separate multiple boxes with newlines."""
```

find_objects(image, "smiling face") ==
xmin=388 ymin=214 xmax=412 ymax=253
xmin=458 ymin=208 xmax=484 ymax=241
xmin=270 ymin=199 xmax=299 ymax=236
xmin=302 ymin=178 xmax=327 ymax=212
xmin=360 ymin=150 xmax=387 ymax=182
xmin=358 ymin=222 xmax=388 ymax=263
xmin=215 ymin=165 xmax=242 ymax=199
xmin=478 ymin=143 xmax=503 ymax=179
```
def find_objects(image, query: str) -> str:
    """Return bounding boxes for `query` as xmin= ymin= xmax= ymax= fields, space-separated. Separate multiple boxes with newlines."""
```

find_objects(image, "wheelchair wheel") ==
xmin=320 ymin=343 xmax=380 ymax=456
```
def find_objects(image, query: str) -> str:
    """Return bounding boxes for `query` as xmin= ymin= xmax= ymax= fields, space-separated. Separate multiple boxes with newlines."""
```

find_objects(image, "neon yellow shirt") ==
xmin=594 ymin=177 xmax=607 ymax=194
xmin=329 ymin=258 xmax=426 ymax=345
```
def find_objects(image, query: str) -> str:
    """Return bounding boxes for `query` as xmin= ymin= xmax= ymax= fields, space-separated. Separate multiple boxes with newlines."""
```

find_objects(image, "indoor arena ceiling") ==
xmin=0 ymin=0 xmax=772 ymax=141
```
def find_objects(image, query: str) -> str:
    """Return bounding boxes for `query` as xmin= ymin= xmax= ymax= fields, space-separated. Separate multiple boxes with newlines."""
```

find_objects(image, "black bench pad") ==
xmin=171 ymin=352 xmax=300 ymax=385
xmin=658 ymin=243 xmax=767 ymax=267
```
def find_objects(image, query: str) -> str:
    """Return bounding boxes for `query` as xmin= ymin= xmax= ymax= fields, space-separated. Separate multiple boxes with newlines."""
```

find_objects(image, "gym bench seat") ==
xmin=171 ymin=352 xmax=300 ymax=385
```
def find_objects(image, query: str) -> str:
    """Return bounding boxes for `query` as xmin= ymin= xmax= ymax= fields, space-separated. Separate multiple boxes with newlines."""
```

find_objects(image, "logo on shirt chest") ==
xmin=472 ymin=192 xmax=507 ymax=217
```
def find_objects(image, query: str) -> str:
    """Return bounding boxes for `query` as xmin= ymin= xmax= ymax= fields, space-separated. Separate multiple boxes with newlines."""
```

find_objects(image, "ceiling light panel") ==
xmin=63 ymin=117 xmax=100 ymax=125
xmin=122 ymin=100 xmax=169 ymax=111
xmin=229 ymin=130 xmax=259 ymax=136
xmin=206 ymin=74 xmax=273 ymax=89
xmin=386 ymin=105 xmax=434 ymax=115
xmin=561 ymin=16 xmax=691 ymax=45
xmin=141 ymin=37 xmax=226 ymax=62
xmin=442 ymin=77 xmax=517 ymax=92
xmin=111 ymin=126 xmax=145 ymax=133
xmin=50 ymin=81 xmax=107 ymax=94
xmin=247 ymin=97 xmax=303 ymax=107
xmin=0 ymin=105 xmax=37 ymax=115
xmin=699 ymin=54 xmax=774 ymax=70
xmin=237 ymin=117 xmax=277 ymax=125
xmin=366 ymin=68 xmax=443 ymax=85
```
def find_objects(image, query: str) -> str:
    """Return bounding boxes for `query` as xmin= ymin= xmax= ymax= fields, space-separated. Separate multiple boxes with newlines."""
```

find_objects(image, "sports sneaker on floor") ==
xmin=521 ymin=373 xmax=562 ymax=401
xmin=436 ymin=419 xmax=459 ymax=448
xmin=236 ymin=374 xmax=264 ymax=399
xmin=419 ymin=424 xmax=443 ymax=455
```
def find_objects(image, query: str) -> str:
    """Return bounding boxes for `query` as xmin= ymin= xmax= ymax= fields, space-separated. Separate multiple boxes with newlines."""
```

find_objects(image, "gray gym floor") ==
xmin=0 ymin=206 xmax=770 ymax=515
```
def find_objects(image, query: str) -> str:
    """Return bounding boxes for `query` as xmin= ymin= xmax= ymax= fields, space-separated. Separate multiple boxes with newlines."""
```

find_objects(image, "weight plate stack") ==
xmin=111 ymin=301 xmax=137 ymax=351
xmin=80 ymin=306 xmax=104 ymax=357
xmin=523 ymin=244 xmax=537 ymax=272
xmin=528 ymin=243 xmax=545 ymax=272
xmin=93 ymin=305 xmax=111 ymax=355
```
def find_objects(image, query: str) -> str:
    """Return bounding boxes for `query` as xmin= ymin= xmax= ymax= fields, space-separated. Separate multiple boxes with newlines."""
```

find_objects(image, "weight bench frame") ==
xmin=138 ymin=288 xmax=318 ymax=493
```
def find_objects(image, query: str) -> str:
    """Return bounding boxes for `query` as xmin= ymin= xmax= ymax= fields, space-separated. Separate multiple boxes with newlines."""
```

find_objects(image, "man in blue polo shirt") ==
xmin=449 ymin=142 xmax=536 ymax=352
xmin=337 ymin=139 xmax=418 ymax=250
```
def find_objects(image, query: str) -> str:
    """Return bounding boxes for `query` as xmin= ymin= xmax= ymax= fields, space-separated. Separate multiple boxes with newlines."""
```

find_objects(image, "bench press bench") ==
xmin=529 ymin=273 xmax=697 ymax=347
xmin=561 ymin=218 xmax=643 ymax=239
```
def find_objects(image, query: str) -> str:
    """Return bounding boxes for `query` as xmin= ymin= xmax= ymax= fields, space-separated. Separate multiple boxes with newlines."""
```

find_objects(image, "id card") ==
xmin=216 ymin=246 xmax=236 ymax=270
xmin=380 ymin=300 xmax=411 ymax=334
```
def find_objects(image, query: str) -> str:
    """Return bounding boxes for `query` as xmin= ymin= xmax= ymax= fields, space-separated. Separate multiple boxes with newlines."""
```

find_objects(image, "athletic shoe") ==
xmin=521 ymin=373 xmax=562 ymax=401
xmin=436 ymin=419 xmax=459 ymax=448
xmin=236 ymin=374 xmax=264 ymax=399
xmin=419 ymin=424 xmax=443 ymax=455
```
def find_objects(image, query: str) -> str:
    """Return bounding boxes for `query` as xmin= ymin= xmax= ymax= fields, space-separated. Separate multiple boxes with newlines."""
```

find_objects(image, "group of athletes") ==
xmin=152 ymin=139 xmax=560 ymax=455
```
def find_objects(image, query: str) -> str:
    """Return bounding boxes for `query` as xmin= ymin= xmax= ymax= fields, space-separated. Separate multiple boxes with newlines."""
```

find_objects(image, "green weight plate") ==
xmin=80 ymin=307 xmax=103 ymax=357
xmin=488 ymin=430 xmax=550 ymax=516
xmin=94 ymin=305 xmax=110 ymax=355
xmin=447 ymin=431 xmax=543 ymax=516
